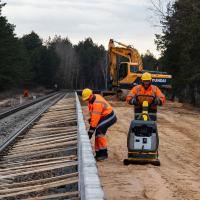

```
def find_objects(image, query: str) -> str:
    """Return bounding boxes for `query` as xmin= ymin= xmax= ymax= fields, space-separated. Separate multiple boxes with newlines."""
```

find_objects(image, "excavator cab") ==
xmin=118 ymin=63 xmax=128 ymax=81
xmin=130 ymin=64 xmax=140 ymax=73
xmin=115 ymin=62 xmax=141 ymax=100
xmin=118 ymin=62 xmax=140 ymax=81
xmin=118 ymin=62 xmax=141 ymax=86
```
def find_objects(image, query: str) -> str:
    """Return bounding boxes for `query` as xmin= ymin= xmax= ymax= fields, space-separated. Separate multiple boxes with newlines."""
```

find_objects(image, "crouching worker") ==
xmin=126 ymin=72 xmax=166 ymax=121
xmin=82 ymin=88 xmax=117 ymax=161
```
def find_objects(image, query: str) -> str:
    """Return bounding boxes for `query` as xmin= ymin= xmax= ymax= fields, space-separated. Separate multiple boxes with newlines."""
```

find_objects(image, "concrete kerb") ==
xmin=75 ymin=93 xmax=104 ymax=200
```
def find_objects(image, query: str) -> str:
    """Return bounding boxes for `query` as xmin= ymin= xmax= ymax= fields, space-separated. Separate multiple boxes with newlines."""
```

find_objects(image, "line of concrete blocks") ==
xmin=76 ymin=93 xmax=104 ymax=200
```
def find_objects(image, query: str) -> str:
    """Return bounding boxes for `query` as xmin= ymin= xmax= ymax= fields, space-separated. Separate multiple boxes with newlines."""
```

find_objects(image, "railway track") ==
xmin=0 ymin=92 xmax=64 ymax=151
xmin=0 ymin=92 xmax=58 ymax=119
xmin=0 ymin=93 xmax=79 ymax=199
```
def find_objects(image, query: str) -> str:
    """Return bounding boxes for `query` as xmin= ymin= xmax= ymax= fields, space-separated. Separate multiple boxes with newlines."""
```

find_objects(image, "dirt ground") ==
xmin=82 ymin=99 xmax=200 ymax=200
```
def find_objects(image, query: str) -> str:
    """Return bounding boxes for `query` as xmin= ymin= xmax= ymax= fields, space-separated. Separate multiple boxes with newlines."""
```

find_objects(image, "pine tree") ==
xmin=0 ymin=1 xmax=31 ymax=89
xmin=155 ymin=0 xmax=200 ymax=105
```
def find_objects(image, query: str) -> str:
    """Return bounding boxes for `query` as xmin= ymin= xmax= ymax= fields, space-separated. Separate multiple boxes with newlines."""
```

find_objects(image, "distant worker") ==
xmin=126 ymin=72 xmax=166 ymax=120
xmin=82 ymin=88 xmax=117 ymax=161
xmin=23 ymin=89 xmax=29 ymax=97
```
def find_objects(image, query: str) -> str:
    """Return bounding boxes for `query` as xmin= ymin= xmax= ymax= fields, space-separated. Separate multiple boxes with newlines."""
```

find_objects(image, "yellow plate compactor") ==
xmin=124 ymin=96 xmax=160 ymax=166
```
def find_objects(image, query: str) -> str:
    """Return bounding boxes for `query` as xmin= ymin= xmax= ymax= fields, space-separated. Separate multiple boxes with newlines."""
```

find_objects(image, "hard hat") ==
xmin=82 ymin=88 xmax=93 ymax=101
xmin=141 ymin=72 xmax=152 ymax=81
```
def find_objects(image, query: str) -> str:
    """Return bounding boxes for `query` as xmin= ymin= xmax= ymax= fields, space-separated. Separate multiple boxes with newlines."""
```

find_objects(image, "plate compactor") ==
xmin=124 ymin=95 xmax=160 ymax=166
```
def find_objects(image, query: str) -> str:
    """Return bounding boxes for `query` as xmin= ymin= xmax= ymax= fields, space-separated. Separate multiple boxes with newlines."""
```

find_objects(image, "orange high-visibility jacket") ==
xmin=126 ymin=84 xmax=166 ymax=108
xmin=88 ymin=94 xmax=113 ymax=128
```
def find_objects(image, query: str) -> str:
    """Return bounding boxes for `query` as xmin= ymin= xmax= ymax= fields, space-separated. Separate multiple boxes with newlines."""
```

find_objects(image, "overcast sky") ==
xmin=2 ymin=0 xmax=165 ymax=57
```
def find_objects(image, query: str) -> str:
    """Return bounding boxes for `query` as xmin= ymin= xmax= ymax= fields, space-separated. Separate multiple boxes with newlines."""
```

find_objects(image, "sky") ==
xmin=2 ymin=0 xmax=166 ymax=57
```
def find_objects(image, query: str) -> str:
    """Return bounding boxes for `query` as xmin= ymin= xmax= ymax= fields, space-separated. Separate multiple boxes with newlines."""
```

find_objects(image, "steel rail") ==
xmin=0 ymin=93 xmax=79 ymax=199
xmin=0 ymin=92 xmax=60 ymax=120
xmin=0 ymin=93 xmax=65 ymax=155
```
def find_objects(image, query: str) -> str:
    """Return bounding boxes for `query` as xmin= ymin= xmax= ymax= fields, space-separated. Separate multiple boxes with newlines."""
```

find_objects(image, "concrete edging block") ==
xmin=76 ymin=93 xmax=104 ymax=200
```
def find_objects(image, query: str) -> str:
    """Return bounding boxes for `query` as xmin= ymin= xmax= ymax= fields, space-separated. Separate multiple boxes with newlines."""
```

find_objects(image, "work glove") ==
xmin=153 ymin=97 xmax=162 ymax=106
xmin=129 ymin=97 xmax=138 ymax=105
xmin=88 ymin=127 xmax=95 ymax=139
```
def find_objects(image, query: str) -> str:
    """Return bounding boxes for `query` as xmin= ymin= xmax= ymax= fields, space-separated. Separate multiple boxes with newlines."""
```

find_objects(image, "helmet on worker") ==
xmin=141 ymin=72 xmax=152 ymax=89
xmin=82 ymin=88 xmax=93 ymax=101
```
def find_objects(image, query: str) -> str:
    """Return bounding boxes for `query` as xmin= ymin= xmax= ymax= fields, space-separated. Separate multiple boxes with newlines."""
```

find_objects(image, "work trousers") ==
xmin=95 ymin=111 xmax=117 ymax=158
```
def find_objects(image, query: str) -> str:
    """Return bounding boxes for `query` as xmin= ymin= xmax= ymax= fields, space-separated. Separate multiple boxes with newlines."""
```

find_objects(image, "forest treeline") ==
xmin=155 ymin=0 xmax=200 ymax=105
xmin=0 ymin=1 xmax=157 ymax=92
xmin=1 ymin=1 xmax=200 ymax=105
xmin=0 ymin=1 xmax=107 ymax=90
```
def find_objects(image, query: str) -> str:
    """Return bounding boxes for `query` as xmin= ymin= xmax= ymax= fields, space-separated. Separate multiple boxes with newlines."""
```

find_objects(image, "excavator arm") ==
xmin=108 ymin=39 xmax=143 ymax=86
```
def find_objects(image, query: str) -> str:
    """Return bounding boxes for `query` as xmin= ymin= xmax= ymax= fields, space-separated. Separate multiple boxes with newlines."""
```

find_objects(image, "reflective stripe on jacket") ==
xmin=126 ymin=84 xmax=166 ymax=109
xmin=88 ymin=94 xmax=113 ymax=128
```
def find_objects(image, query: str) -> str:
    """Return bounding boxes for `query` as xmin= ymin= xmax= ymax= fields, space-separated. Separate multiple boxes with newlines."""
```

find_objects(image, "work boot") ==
xmin=95 ymin=155 xmax=108 ymax=161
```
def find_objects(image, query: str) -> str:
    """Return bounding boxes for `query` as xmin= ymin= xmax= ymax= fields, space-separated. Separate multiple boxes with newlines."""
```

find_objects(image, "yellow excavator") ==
xmin=108 ymin=39 xmax=172 ymax=99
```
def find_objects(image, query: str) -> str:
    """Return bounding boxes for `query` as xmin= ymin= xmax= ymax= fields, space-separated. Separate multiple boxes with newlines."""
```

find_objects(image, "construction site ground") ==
xmin=82 ymin=98 xmax=200 ymax=200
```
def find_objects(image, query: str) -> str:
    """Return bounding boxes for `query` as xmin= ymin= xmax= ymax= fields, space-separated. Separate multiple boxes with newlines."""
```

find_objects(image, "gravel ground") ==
xmin=0 ymin=94 xmax=61 ymax=146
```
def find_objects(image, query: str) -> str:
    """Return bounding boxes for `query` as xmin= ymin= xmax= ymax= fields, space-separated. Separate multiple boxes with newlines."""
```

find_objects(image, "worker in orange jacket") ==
xmin=82 ymin=88 xmax=117 ymax=161
xmin=126 ymin=72 xmax=166 ymax=121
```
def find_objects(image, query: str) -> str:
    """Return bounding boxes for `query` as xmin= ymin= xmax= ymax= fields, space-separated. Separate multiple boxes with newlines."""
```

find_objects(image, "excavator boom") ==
xmin=108 ymin=39 xmax=143 ymax=86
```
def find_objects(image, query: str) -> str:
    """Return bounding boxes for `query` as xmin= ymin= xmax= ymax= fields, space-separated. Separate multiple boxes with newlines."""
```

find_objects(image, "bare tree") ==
xmin=51 ymin=36 xmax=79 ymax=89
xmin=99 ymin=54 xmax=108 ymax=90
xmin=148 ymin=0 xmax=174 ymax=27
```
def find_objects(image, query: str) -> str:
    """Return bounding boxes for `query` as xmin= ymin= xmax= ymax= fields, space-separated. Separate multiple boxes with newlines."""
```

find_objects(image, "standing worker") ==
xmin=126 ymin=72 xmax=166 ymax=120
xmin=82 ymin=88 xmax=117 ymax=161
xmin=23 ymin=88 xmax=29 ymax=97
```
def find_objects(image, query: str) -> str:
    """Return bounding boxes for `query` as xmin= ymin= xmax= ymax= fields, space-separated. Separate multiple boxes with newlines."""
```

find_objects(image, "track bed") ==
xmin=0 ymin=94 xmax=79 ymax=200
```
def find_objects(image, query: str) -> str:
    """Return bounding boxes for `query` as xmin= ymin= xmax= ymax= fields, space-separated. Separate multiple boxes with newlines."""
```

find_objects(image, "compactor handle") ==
xmin=135 ymin=94 xmax=156 ymax=107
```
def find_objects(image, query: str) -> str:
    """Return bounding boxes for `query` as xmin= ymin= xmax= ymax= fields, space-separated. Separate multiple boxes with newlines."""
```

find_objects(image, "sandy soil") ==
xmin=82 ymin=100 xmax=200 ymax=200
